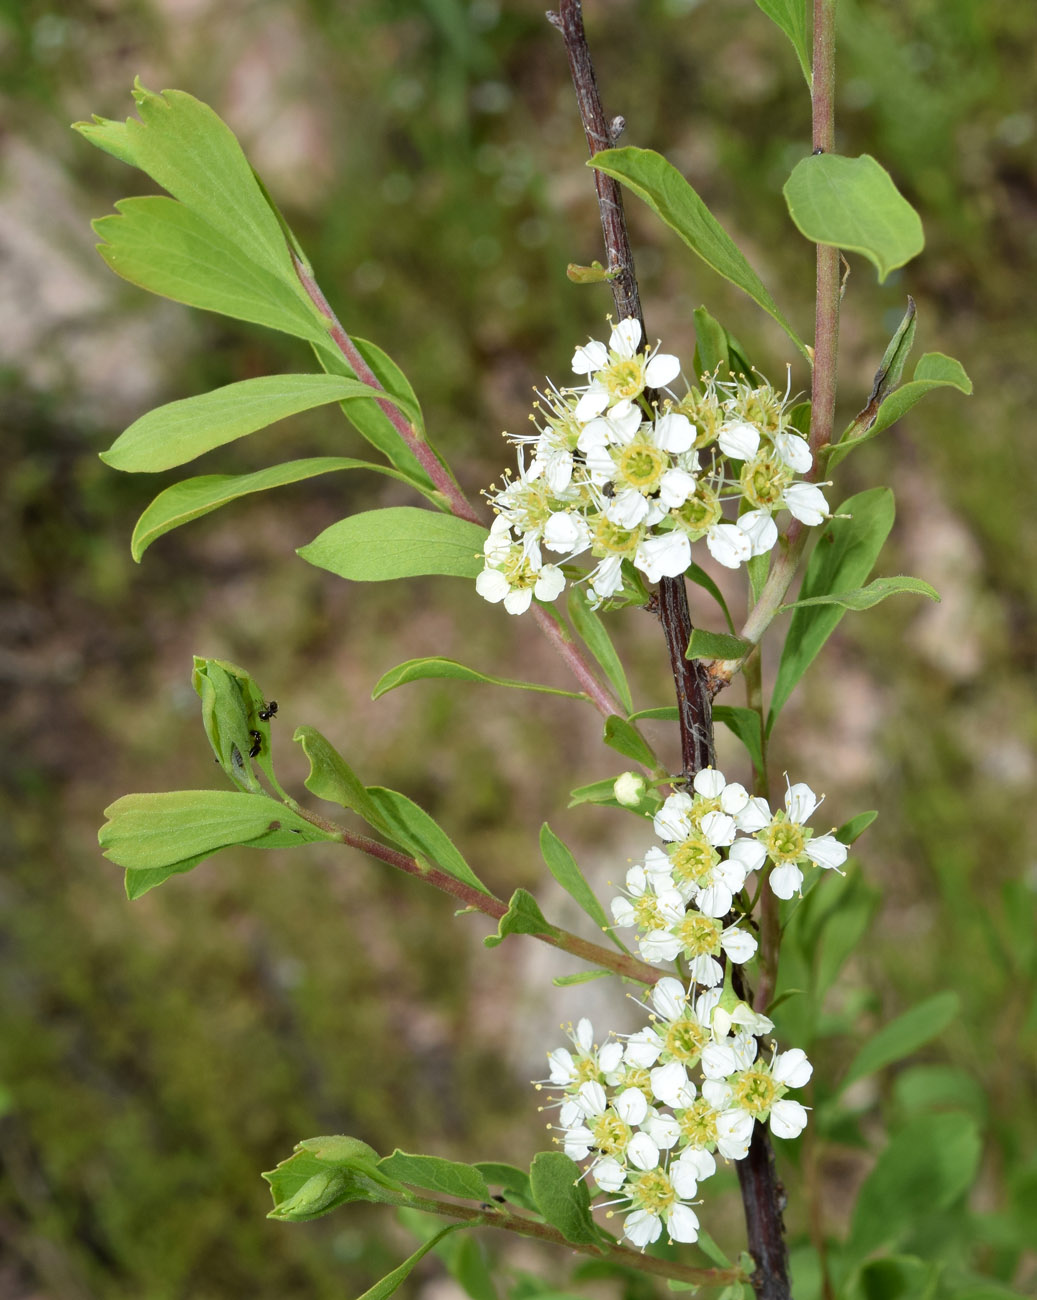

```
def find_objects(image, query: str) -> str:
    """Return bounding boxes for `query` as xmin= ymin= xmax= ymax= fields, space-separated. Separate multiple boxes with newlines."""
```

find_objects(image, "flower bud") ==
xmin=614 ymin=772 xmax=647 ymax=806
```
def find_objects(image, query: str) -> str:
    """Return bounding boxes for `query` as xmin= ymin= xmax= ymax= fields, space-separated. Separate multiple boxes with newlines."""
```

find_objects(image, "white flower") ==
xmin=773 ymin=430 xmax=812 ymax=472
xmin=739 ymin=778 xmax=848 ymax=898
xmin=706 ymin=522 xmax=753 ymax=569
xmin=543 ymin=511 xmax=590 ymax=556
xmin=718 ymin=419 xmax=761 ymax=461
xmin=475 ymin=518 xmax=565 ymax=614
xmin=715 ymin=1108 xmax=754 ymax=1160
xmin=571 ymin=318 xmax=681 ymax=421
xmin=634 ymin=531 xmax=691 ymax=582
xmin=782 ymin=481 xmax=830 ymax=526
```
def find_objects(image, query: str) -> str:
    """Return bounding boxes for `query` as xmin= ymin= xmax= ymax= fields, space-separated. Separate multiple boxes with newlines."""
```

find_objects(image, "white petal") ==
xmin=654 ymin=793 xmax=694 ymax=842
xmin=475 ymin=568 xmax=510 ymax=603
xmin=688 ymin=954 xmax=723 ymax=986
xmin=571 ymin=339 xmax=609 ymax=374
xmin=774 ymin=430 xmax=812 ymax=473
xmin=783 ymin=481 xmax=829 ymax=526
xmin=623 ymin=1209 xmax=662 ymax=1248
xmin=611 ymin=897 xmax=636 ymax=927
xmin=644 ymin=351 xmax=681 ymax=389
xmin=701 ymin=1042 xmax=738 ymax=1080
xmin=674 ymin=1147 xmax=716 ymax=1185
xmin=707 ymin=522 xmax=752 ymax=569
xmin=715 ymin=1109 xmax=754 ymax=1160
xmin=642 ymin=846 xmax=673 ymax=884
xmin=701 ymin=810 xmax=737 ymax=847
xmin=701 ymin=1078 xmax=732 ymax=1109
xmin=574 ymin=388 xmax=610 ymax=422
xmin=773 ymin=1048 xmax=813 ymax=1089
xmin=769 ymin=1098 xmax=809 ymax=1139
xmin=720 ymin=782 xmax=750 ymax=815
xmin=534 ymin=564 xmax=565 ymax=601
xmin=576 ymin=1080 xmax=606 ymax=1117
xmin=615 ymin=1087 xmax=649 ymax=1126
xmin=563 ymin=1126 xmax=594 ymax=1159
xmin=502 ymin=586 xmax=533 ymax=615
xmin=739 ymin=508 xmax=779 ymax=556
xmin=669 ymin=1164 xmax=699 ymax=1201
xmin=658 ymin=466 xmax=696 ymax=508
xmin=693 ymin=768 xmax=726 ymax=798
xmin=542 ymin=449 xmax=574 ymax=493
xmin=652 ymin=410 xmax=694 ymax=453
xmin=715 ymin=856 xmax=749 ymax=891
xmin=543 ymin=511 xmax=587 ymax=554
xmin=736 ymin=797 xmax=772 ymax=833
xmin=718 ymin=419 xmax=760 ymax=461
xmin=721 ymin=926 xmax=758 ymax=963
xmin=599 ymin=1042 xmax=624 ymax=1074
xmin=769 ymin=862 xmax=803 ymax=899
xmin=651 ymin=1061 xmax=691 ymax=1107
xmin=547 ymin=1048 xmax=576 ymax=1084
xmin=625 ymin=1028 xmax=663 ymax=1068
xmin=805 ymin=834 xmax=848 ymax=871
xmin=593 ymin=1156 xmax=627 ymax=1192
xmin=634 ymin=531 xmax=691 ymax=582
xmin=607 ymin=489 xmax=650 ymax=529
xmin=696 ymin=883 xmax=733 ymax=918
xmin=639 ymin=930 xmax=683 ymax=963
xmin=626 ymin=1131 xmax=660 ymax=1171
xmin=644 ymin=1113 xmax=682 ymax=1149
xmin=728 ymin=838 xmax=768 ymax=874
xmin=574 ymin=1018 xmax=594 ymax=1052
xmin=610 ymin=317 xmax=643 ymax=356
xmin=590 ymin=555 xmax=624 ymax=598
xmin=651 ymin=977 xmax=688 ymax=1022
xmin=665 ymin=1202 xmax=700 ymax=1243
xmin=785 ymin=782 xmax=819 ymax=824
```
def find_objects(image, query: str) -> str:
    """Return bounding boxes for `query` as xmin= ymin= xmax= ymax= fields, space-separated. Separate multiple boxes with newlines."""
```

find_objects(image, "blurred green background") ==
xmin=1 ymin=0 xmax=1035 ymax=1296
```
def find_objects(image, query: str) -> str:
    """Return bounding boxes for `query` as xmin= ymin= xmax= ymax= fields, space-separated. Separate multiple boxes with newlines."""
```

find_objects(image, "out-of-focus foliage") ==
xmin=0 ymin=0 xmax=1034 ymax=1297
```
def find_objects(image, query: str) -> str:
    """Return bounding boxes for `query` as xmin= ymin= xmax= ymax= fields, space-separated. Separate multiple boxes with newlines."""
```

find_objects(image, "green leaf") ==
xmin=769 ymin=487 xmax=895 ymax=732
xmin=365 ymin=787 xmax=492 ymax=896
xmin=893 ymin=1065 xmax=989 ymax=1125
xmin=299 ymin=507 xmax=488 ymax=582
xmin=847 ymin=1114 xmax=981 ymax=1261
xmin=712 ymin=706 xmax=765 ymax=777
xmin=871 ymin=298 xmax=918 ymax=407
xmin=831 ymin=352 xmax=972 ymax=469
xmin=836 ymin=810 xmax=878 ymax=844
xmin=103 ymin=374 xmax=404 ymax=473
xmin=753 ymin=0 xmax=811 ymax=87
xmin=77 ymin=83 xmax=306 ymax=297
xmin=294 ymin=725 xmax=390 ymax=830
xmin=473 ymin=1162 xmax=535 ymax=1211
xmin=602 ymin=715 xmax=656 ymax=767
xmin=263 ymin=1135 xmax=409 ymax=1223
xmin=627 ymin=707 xmax=679 ymax=723
xmin=313 ymin=335 xmax=435 ymax=491
xmin=91 ymin=197 xmax=327 ymax=341
xmin=783 ymin=153 xmax=925 ymax=282
xmin=589 ymin=147 xmax=808 ymax=359
xmin=372 ymin=657 xmax=585 ymax=702
xmin=687 ymin=629 xmax=752 ymax=661
xmin=528 ymin=1152 xmax=602 ymax=1247
xmin=566 ymin=776 xmax=660 ymax=817
xmin=553 ymin=970 xmax=614 ymax=987
xmin=780 ymin=574 xmax=939 ymax=612
xmin=687 ymin=562 xmax=736 ymax=634
xmin=847 ymin=1256 xmax=942 ymax=1300
xmin=484 ymin=889 xmax=558 ymax=949
xmin=539 ymin=823 xmax=618 ymax=944
xmin=840 ymin=993 xmax=960 ymax=1092
xmin=378 ymin=1151 xmax=490 ymax=1202
xmin=567 ymin=586 xmax=634 ymax=714
xmin=357 ymin=1225 xmax=471 ymax=1300
xmin=814 ymin=875 xmax=880 ymax=999
xmin=100 ymin=790 xmax=337 ymax=899
xmin=131 ymin=457 xmax=423 ymax=561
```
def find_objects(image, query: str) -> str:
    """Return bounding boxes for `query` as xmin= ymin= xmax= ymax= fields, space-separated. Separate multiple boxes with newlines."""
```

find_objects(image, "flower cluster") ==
xmin=536 ymin=769 xmax=846 ymax=1249
xmin=477 ymin=318 xmax=830 ymax=613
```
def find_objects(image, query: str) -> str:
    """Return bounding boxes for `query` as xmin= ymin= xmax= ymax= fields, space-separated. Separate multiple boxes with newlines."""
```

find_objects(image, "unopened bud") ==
xmin=614 ymin=772 xmax=647 ymax=807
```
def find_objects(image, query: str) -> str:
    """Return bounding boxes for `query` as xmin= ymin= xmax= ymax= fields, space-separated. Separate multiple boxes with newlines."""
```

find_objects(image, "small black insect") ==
xmin=248 ymin=730 xmax=263 ymax=758
xmin=258 ymin=700 xmax=278 ymax=722
xmin=601 ymin=482 xmax=616 ymax=499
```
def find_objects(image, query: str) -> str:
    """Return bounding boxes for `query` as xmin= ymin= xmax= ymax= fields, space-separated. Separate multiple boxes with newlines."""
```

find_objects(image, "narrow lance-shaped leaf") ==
xmin=372 ymin=657 xmax=585 ymax=702
xmin=783 ymin=153 xmax=925 ymax=282
xmin=753 ymin=0 xmax=812 ymax=88
xmin=567 ymin=585 xmax=634 ymax=713
xmin=99 ymin=790 xmax=338 ymax=900
xmin=103 ymin=374 xmax=402 ymax=473
xmin=712 ymin=706 xmax=765 ymax=777
xmin=830 ymin=352 xmax=972 ymax=469
xmin=540 ymin=823 xmax=622 ymax=948
xmin=299 ymin=508 xmax=488 ymax=582
xmin=590 ymin=147 xmax=809 ymax=359
xmin=357 ymin=1225 xmax=471 ymax=1300
xmin=364 ymin=787 xmax=492 ymax=897
xmin=769 ymin=487 xmax=895 ymax=732
xmin=131 ymin=457 xmax=427 ymax=562
xmin=687 ymin=628 xmax=752 ymax=661
xmin=840 ymin=992 xmax=960 ymax=1092
xmin=779 ymin=574 xmax=939 ymax=612
xmin=90 ymin=197 xmax=328 ymax=342
xmin=602 ymin=715 xmax=657 ymax=768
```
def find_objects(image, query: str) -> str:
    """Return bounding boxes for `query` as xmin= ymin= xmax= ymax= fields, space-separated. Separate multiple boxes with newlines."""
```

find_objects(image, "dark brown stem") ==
xmin=810 ymin=0 xmax=840 ymax=460
xmin=551 ymin=0 xmax=711 ymax=780
xmin=735 ymin=1123 xmax=790 ymax=1300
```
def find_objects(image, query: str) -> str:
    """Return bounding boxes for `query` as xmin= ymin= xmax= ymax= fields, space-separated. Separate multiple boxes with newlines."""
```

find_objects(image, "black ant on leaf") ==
xmin=258 ymin=700 xmax=278 ymax=722
xmin=248 ymin=730 xmax=263 ymax=759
